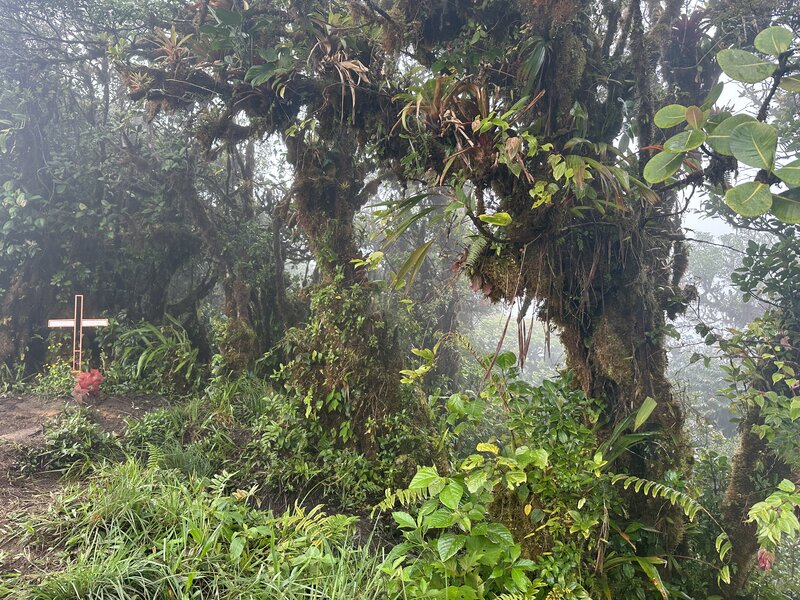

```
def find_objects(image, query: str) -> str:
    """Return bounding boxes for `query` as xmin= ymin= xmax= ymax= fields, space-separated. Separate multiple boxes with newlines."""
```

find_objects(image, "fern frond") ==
xmin=375 ymin=486 xmax=431 ymax=513
xmin=145 ymin=442 xmax=165 ymax=472
xmin=464 ymin=236 xmax=489 ymax=273
xmin=610 ymin=474 xmax=702 ymax=521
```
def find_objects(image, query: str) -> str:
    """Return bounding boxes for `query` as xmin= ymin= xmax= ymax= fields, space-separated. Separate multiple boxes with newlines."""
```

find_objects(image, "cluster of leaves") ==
xmin=101 ymin=316 xmax=203 ymax=395
xmin=645 ymin=26 xmax=800 ymax=223
xmin=15 ymin=409 xmax=120 ymax=475
xmin=240 ymin=387 xmax=432 ymax=511
xmin=379 ymin=359 xmax=725 ymax=598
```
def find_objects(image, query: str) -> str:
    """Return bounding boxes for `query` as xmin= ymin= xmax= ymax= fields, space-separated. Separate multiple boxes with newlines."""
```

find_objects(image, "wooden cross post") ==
xmin=48 ymin=295 xmax=109 ymax=373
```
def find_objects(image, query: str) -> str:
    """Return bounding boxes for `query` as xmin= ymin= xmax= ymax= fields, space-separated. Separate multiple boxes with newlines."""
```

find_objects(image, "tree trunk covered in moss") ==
xmin=285 ymin=132 xmax=368 ymax=285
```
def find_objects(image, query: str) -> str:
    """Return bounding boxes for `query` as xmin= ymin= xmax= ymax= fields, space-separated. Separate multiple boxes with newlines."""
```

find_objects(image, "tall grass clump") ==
xmin=7 ymin=460 xmax=391 ymax=599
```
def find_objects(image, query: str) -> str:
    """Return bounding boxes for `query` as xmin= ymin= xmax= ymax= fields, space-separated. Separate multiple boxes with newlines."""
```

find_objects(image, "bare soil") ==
xmin=0 ymin=392 xmax=166 ymax=576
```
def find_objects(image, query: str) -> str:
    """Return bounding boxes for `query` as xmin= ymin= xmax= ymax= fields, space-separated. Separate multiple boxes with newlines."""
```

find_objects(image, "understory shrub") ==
xmin=16 ymin=409 xmax=120 ymax=475
xmin=380 ymin=356 xmax=730 ymax=599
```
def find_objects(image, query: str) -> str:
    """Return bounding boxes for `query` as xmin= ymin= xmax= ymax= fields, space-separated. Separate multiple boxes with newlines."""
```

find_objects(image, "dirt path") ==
xmin=0 ymin=392 xmax=166 ymax=575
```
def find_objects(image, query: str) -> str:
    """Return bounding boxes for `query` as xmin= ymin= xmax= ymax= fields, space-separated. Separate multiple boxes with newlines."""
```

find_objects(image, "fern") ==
xmin=464 ymin=235 xmax=489 ymax=273
xmin=375 ymin=486 xmax=430 ymax=513
xmin=145 ymin=442 xmax=165 ymax=472
xmin=610 ymin=473 xmax=733 ymax=585
xmin=610 ymin=474 xmax=703 ymax=521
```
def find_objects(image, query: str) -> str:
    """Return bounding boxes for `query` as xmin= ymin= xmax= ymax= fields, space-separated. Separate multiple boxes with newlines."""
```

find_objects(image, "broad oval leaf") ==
xmin=392 ymin=511 xmax=417 ymax=529
xmin=664 ymin=130 xmax=706 ymax=152
xmin=729 ymin=121 xmax=778 ymax=170
xmin=775 ymin=159 xmax=800 ymax=186
xmin=754 ymin=26 xmax=793 ymax=56
xmin=717 ymin=49 xmax=776 ymax=83
xmin=478 ymin=212 xmax=512 ymax=226
xmin=706 ymin=114 xmax=756 ymax=155
xmin=439 ymin=480 xmax=464 ymax=510
xmin=437 ymin=533 xmax=466 ymax=562
xmin=779 ymin=75 xmax=800 ymax=93
xmin=425 ymin=508 xmax=455 ymax=528
xmin=725 ymin=182 xmax=773 ymax=217
xmin=771 ymin=188 xmax=800 ymax=224
xmin=643 ymin=151 xmax=685 ymax=183
xmin=654 ymin=104 xmax=687 ymax=129
xmin=409 ymin=466 xmax=440 ymax=490
xmin=685 ymin=106 xmax=705 ymax=130
xmin=495 ymin=351 xmax=517 ymax=369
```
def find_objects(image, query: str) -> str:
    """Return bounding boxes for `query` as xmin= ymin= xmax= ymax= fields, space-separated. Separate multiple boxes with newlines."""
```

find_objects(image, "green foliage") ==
xmin=240 ymin=390 xmax=428 ymax=511
xmin=103 ymin=316 xmax=202 ymax=395
xmin=16 ymin=409 xmax=120 ymax=475
xmin=378 ymin=362 xmax=705 ymax=598
xmin=645 ymin=25 xmax=800 ymax=223
xmin=6 ymin=460 xmax=390 ymax=599
xmin=32 ymin=359 xmax=74 ymax=397
xmin=748 ymin=480 xmax=800 ymax=550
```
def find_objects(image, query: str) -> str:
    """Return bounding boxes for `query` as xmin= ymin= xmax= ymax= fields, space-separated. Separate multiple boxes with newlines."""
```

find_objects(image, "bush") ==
xmin=16 ymin=409 xmax=120 ymax=475
xmin=98 ymin=316 xmax=203 ymax=395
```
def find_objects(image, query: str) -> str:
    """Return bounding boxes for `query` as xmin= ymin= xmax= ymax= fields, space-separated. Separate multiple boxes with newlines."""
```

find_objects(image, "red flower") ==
xmin=74 ymin=369 xmax=103 ymax=399
xmin=757 ymin=548 xmax=774 ymax=572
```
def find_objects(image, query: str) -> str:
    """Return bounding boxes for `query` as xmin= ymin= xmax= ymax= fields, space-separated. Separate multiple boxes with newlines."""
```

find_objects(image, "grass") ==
xmin=2 ymin=459 xmax=392 ymax=599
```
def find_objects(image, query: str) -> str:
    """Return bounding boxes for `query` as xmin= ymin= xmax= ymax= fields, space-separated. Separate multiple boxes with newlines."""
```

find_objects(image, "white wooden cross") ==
xmin=48 ymin=294 xmax=108 ymax=373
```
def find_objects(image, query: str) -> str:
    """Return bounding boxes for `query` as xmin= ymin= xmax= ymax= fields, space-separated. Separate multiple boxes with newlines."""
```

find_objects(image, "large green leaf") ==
xmin=392 ymin=511 xmax=417 ymax=529
xmin=779 ymin=75 xmax=800 ymax=93
xmin=771 ymin=188 xmax=800 ymax=224
xmin=701 ymin=83 xmax=724 ymax=110
xmin=729 ymin=121 xmax=778 ymax=170
xmin=775 ymin=159 xmax=800 ymax=186
xmin=717 ymin=49 xmax=776 ymax=83
xmin=664 ymin=130 xmax=706 ymax=152
xmin=754 ymin=26 xmax=793 ymax=56
xmin=437 ymin=533 xmax=465 ymax=562
xmin=643 ymin=151 xmax=685 ymax=183
xmin=478 ymin=211 xmax=512 ymax=226
xmin=706 ymin=114 xmax=756 ymax=155
xmin=409 ymin=466 xmax=440 ymax=490
xmin=725 ymin=182 xmax=773 ymax=217
xmin=654 ymin=104 xmax=687 ymax=128
xmin=439 ymin=480 xmax=464 ymax=510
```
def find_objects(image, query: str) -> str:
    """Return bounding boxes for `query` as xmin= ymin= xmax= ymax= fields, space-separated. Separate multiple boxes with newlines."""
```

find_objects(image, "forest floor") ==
xmin=0 ymin=392 xmax=165 ymax=575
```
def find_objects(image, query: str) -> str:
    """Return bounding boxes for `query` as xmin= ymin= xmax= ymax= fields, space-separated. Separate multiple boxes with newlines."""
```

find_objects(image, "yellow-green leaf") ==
xmin=717 ymin=49 xmax=776 ymax=83
xmin=476 ymin=442 xmax=500 ymax=455
xmin=776 ymin=159 xmax=800 ymax=186
xmin=779 ymin=75 xmax=800 ymax=93
xmin=643 ymin=151 xmax=685 ymax=183
xmin=664 ymin=130 xmax=706 ymax=152
xmin=771 ymin=188 xmax=800 ymax=224
xmin=634 ymin=397 xmax=658 ymax=431
xmin=729 ymin=121 xmax=778 ymax=170
xmin=706 ymin=114 xmax=756 ymax=155
xmin=654 ymin=104 xmax=687 ymax=128
xmin=725 ymin=182 xmax=772 ymax=217
xmin=478 ymin=211 xmax=512 ymax=226
xmin=754 ymin=26 xmax=793 ymax=56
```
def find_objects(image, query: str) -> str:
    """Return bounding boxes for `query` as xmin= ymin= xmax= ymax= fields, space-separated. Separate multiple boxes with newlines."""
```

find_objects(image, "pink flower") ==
xmin=757 ymin=548 xmax=774 ymax=572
